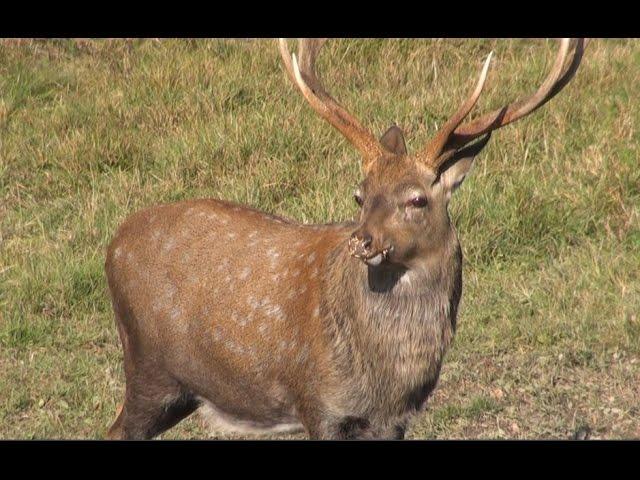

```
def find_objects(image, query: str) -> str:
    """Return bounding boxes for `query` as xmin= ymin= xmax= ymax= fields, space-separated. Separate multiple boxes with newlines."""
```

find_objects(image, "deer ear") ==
xmin=380 ymin=125 xmax=407 ymax=155
xmin=436 ymin=133 xmax=491 ymax=198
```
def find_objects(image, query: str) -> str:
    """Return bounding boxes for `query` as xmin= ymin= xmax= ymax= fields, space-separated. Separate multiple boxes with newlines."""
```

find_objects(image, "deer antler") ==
xmin=421 ymin=38 xmax=587 ymax=169
xmin=421 ymin=51 xmax=494 ymax=163
xmin=278 ymin=38 xmax=387 ymax=170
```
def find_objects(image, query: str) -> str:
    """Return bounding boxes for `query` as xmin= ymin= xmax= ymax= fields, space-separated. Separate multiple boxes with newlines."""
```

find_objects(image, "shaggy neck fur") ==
xmin=321 ymin=228 xmax=463 ymax=422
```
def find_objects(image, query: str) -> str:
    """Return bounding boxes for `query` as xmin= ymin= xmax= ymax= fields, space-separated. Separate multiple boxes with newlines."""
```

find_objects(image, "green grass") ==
xmin=1 ymin=38 xmax=639 ymax=439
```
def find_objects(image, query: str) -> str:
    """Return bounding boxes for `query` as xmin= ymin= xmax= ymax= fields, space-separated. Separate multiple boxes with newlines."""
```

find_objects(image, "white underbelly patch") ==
xmin=197 ymin=399 xmax=305 ymax=436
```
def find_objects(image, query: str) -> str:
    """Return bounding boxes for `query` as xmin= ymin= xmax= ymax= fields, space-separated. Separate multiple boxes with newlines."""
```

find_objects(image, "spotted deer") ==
xmin=106 ymin=39 xmax=585 ymax=440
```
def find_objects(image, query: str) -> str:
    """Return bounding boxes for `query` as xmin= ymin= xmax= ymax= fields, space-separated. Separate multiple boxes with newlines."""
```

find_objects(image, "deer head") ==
xmin=279 ymin=39 xmax=586 ymax=270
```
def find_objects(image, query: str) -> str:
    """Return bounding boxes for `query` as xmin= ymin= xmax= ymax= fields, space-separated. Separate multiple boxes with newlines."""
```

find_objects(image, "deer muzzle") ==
xmin=349 ymin=232 xmax=393 ymax=266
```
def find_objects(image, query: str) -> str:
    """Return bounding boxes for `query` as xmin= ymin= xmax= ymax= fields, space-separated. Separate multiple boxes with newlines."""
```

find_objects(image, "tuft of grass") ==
xmin=1 ymin=39 xmax=639 ymax=439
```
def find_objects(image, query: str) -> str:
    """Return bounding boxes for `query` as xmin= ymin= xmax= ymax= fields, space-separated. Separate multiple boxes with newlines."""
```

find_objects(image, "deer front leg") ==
xmin=304 ymin=415 xmax=374 ymax=440
xmin=299 ymin=400 xmax=409 ymax=439
xmin=313 ymin=416 xmax=408 ymax=439
xmin=299 ymin=406 xmax=376 ymax=440
xmin=380 ymin=418 xmax=408 ymax=440
xmin=297 ymin=403 xmax=372 ymax=440
xmin=334 ymin=416 xmax=376 ymax=439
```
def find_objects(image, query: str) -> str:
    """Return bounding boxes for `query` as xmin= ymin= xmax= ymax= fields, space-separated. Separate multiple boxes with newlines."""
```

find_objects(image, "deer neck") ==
xmin=321 ymin=229 xmax=462 ymax=415
xmin=353 ymin=236 xmax=461 ymax=339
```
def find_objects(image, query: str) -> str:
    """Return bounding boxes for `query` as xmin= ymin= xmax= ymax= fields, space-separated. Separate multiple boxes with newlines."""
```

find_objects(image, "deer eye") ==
xmin=408 ymin=196 xmax=428 ymax=208
xmin=354 ymin=192 xmax=364 ymax=207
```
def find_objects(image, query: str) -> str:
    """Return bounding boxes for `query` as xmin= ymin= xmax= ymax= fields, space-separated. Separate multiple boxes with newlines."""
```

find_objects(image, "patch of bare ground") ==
xmin=411 ymin=350 xmax=640 ymax=439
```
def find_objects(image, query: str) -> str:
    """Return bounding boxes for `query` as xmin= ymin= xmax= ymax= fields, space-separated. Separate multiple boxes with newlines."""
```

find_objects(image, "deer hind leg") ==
xmin=106 ymin=403 xmax=125 ymax=439
xmin=110 ymin=368 xmax=199 ymax=440
xmin=107 ymin=309 xmax=199 ymax=439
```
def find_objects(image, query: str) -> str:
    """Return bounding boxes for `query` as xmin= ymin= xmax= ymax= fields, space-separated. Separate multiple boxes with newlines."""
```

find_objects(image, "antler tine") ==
xmin=278 ymin=38 xmax=386 ymax=168
xmin=422 ymin=51 xmax=494 ymax=165
xmin=450 ymin=38 xmax=586 ymax=148
xmin=278 ymin=38 xmax=298 ymax=86
xmin=422 ymin=38 xmax=586 ymax=170
xmin=547 ymin=38 xmax=587 ymax=101
xmin=278 ymin=38 xmax=326 ymax=90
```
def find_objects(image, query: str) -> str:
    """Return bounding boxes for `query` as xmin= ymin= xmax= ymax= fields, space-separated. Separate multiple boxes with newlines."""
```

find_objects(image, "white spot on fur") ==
xmin=169 ymin=306 xmax=183 ymax=320
xmin=264 ymin=303 xmax=285 ymax=322
xmin=213 ymin=325 xmax=224 ymax=341
xmin=230 ymin=312 xmax=244 ymax=326
xmin=297 ymin=344 xmax=310 ymax=363
xmin=216 ymin=258 xmax=230 ymax=272
xmin=247 ymin=296 xmax=258 ymax=309
xmin=164 ymin=283 xmax=177 ymax=298
xmin=223 ymin=338 xmax=245 ymax=355
xmin=399 ymin=272 xmax=413 ymax=287
xmin=258 ymin=322 xmax=269 ymax=335
xmin=278 ymin=339 xmax=296 ymax=352
xmin=267 ymin=247 xmax=280 ymax=261
xmin=162 ymin=238 xmax=176 ymax=252
xmin=239 ymin=267 xmax=251 ymax=280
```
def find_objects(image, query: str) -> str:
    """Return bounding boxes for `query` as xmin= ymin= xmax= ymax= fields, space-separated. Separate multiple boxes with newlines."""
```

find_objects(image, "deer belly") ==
xmin=197 ymin=399 xmax=304 ymax=436
xmin=161 ymin=325 xmax=308 ymax=435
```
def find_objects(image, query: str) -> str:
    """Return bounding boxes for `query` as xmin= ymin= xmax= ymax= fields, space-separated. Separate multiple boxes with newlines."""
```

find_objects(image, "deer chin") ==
xmin=364 ymin=252 xmax=384 ymax=267
xmin=360 ymin=246 xmax=394 ymax=267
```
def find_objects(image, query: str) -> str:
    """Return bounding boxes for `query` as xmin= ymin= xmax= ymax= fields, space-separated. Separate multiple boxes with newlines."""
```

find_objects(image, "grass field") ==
xmin=1 ymin=38 xmax=639 ymax=440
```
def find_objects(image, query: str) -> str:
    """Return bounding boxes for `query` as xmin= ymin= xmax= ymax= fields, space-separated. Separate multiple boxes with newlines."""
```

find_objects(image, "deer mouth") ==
xmin=360 ymin=247 xmax=393 ymax=267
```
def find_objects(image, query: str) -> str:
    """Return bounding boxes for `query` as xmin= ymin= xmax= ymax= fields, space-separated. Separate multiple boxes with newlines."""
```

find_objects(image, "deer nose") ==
xmin=349 ymin=232 xmax=373 ymax=258
xmin=360 ymin=234 xmax=372 ymax=249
